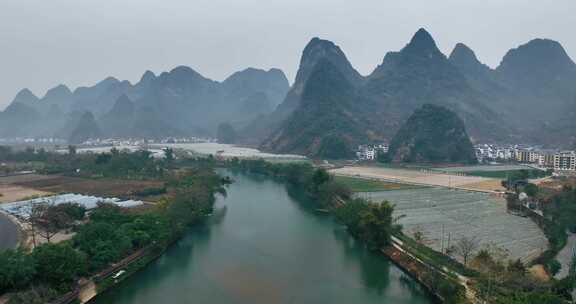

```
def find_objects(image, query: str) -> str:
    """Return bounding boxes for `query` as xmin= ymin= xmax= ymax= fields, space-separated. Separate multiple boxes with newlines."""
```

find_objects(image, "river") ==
xmin=0 ymin=212 xmax=19 ymax=250
xmin=92 ymin=172 xmax=435 ymax=304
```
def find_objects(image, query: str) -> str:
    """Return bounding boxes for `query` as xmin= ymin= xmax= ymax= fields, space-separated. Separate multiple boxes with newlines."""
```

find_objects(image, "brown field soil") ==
xmin=331 ymin=166 xmax=504 ymax=192
xmin=0 ymin=185 xmax=51 ymax=203
xmin=0 ymin=174 xmax=54 ymax=184
xmin=528 ymin=264 xmax=550 ymax=282
xmin=460 ymin=179 xmax=506 ymax=192
xmin=334 ymin=175 xmax=421 ymax=192
xmin=1 ymin=174 xmax=164 ymax=200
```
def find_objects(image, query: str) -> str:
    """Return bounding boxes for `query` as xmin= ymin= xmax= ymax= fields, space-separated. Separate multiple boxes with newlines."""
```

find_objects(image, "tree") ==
xmin=51 ymin=202 xmax=86 ymax=221
xmin=7 ymin=285 xmax=60 ymax=304
xmin=316 ymin=181 xmax=352 ymax=208
xmin=0 ymin=249 xmax=36 ymax=292
xmin=32 ymin=243 xmax=87 ymax=289
xmin=454 ymin=236 xmax=479 ymax=265
xmin=358 ymin=202 xmax=395 ymax=249
xmin=496 ymin=292 xmax=564 ymax=304
xmin=29 ymin=204 xmax=64 ymax=243
xmin=163 ymin=148 xmax=175 ymax=163
xmin=95 ymin=153 xmax=112 ymax=165
xmin=217 ymin=123 xmax=237 ymax=144
xmin=73 ymin=221 xmax=132 ymax=271
xmin=310 ymin=168 xmax=331 ymax=193
xmin=335 ymin=199 xmax=395 ymax=249
xmin=67 ymin=145 xmax=76 ymax=156
xmin=547 ymin=260 xmax=561 ymax=277
xmin=335 ymin=198 xmax=369 ymax=236
xmin=166 ymin=186 xmax=215 ymax=235
xmin=524 ymin=183 xmax=539 ymax=198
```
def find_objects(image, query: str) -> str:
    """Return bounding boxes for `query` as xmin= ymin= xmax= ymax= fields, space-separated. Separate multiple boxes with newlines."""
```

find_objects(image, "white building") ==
xmin=554 ymin=151 xmax=576 ymax=171
xmin=357 ymin=146 xmax=376 ymax=161
xmin=356 ymin=143 xmax=388 ymax=161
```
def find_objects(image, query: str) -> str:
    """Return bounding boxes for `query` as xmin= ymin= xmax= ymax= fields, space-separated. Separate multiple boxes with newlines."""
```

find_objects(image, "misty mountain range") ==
xmin=258 ymin=29 xmax=576 ymax=157
xmin=1 ymin=28 xmax=575 ymax=153
xmin=0 ymin=67 xmax=289 ymax=143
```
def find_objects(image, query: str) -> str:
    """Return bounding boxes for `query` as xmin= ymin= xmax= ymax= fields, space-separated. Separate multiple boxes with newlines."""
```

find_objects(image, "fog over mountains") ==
xmin=0 ymin=67 xmax=289 ymax=143
xmin=1 ymin=28 xmax=575 ymax=152
xmin=259 ymin=29 xmax=576 ymax=156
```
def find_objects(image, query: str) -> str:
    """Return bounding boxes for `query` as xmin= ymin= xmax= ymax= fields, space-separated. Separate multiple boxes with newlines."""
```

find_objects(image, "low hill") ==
xmin=260 ymin=59 xmax=366 ymax=159
xmin=386 ymin=104 xmax=477 ymax=164
xmin=68 ymin=112 xmax=102 ymax=144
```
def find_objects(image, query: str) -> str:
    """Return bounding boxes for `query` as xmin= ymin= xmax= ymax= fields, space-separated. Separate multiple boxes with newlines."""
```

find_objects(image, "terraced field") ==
xmin=360 ymin=187 xmax=547 ymax=263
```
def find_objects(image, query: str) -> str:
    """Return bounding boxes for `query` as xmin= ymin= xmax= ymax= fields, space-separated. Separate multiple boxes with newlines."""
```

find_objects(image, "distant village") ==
xmin=356 ymin=143 xmax=576 ymax=172
xmin=0 ymin=136 xmax=216 ymax=146
xmin=2 ymin=137 xmax=575 ymax=173
xmin=474 ymin=144 xmax=576 ymax=172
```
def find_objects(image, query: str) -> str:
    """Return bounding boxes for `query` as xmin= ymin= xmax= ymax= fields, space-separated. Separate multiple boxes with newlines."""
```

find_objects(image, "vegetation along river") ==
xmin=92 ymin=171 xmax=435 ymax=304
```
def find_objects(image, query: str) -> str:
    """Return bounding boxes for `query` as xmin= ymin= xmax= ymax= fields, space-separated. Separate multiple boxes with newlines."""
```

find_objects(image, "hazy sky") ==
xmin=1 ymin=0 xmax=575 ymax=109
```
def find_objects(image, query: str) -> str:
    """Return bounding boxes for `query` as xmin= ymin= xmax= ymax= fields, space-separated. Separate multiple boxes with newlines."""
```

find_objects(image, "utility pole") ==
xmin=441 ymin=224 xmax=445 ymax=253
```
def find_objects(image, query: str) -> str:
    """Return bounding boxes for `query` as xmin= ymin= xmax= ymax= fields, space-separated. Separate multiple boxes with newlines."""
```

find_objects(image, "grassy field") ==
xmin=464 ymin=169 xmax=548 ymax=179
xmin=464 ymin=170 xmax=519 ymax=179
xmin=334 ymin=176 xmax=419 ymax=192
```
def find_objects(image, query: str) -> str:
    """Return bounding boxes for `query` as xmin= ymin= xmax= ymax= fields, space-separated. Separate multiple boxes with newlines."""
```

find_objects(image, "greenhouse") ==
xmin=0 ymin=193 xmax=144 ymax=219
xmin=359 ymin=187 xmax=547 ymax=262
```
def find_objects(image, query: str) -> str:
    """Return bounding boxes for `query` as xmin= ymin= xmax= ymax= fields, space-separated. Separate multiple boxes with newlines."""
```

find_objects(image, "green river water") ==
xmin=92 ymin=172 xmax=435 ymax=304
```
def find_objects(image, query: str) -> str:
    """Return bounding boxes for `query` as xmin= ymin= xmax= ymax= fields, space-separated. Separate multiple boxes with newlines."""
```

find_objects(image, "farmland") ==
xmin=361 ymin=187 xmax=548 ymax=263
xmin=433 ymin=164 xmax=548 ymax=179
xmin=433 ymin=164 xmax=534 ymax=173
xmin=333 ymin=176 xmax=422 ymax=192
xmin=330 ymin=166 xmax=505 ymax=192
xmin=0 ymin=174 xmax=164 ymax=200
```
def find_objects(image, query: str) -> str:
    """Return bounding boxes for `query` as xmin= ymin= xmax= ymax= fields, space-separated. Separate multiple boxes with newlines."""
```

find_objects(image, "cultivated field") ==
xmin=0 ymin=174 xmax=164 ymax=201
xmin=361 ymin=187 xmax=547 ymax=263
xmin=433 ymin=165 xmax=535 ymax=173
xmin=331 ymin=166 xmax=505 ymax=192
xmin=333 ymin=176 xmax=422 ymax=192
xmin=0 ymin=175 xmax=53 ymax=203
xmin=0 ymin=185 xmax=50 ymax=203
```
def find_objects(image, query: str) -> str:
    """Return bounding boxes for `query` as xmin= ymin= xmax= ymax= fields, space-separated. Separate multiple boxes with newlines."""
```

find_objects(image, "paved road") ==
xmin=0 ymin=212 xmax=20 ymax=250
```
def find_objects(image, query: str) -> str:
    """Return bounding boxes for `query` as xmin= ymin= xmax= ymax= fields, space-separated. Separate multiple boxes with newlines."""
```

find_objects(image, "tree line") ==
xmin=0 ymin=153 xmax=227 ymax=303
xmin=226 ymin=158 xmax=396 ymax=250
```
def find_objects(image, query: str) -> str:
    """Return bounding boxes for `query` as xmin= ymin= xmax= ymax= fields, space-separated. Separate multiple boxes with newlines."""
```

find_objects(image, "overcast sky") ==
xmin=1 ymin=0 xmax=575 ymax=109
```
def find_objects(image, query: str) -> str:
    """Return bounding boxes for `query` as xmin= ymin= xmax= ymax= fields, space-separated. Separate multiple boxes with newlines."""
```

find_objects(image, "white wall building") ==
xmin=554 ymin=151 xmax=576 ymax=171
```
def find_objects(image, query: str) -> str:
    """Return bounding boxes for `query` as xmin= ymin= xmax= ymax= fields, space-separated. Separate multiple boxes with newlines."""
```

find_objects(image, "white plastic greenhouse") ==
xmin=0 ymin=194 xmax=144 ymax=219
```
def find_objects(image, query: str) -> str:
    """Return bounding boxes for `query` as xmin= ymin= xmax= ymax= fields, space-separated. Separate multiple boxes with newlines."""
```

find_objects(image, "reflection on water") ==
xmin=92 ymin=171 xmax=434 ymax=304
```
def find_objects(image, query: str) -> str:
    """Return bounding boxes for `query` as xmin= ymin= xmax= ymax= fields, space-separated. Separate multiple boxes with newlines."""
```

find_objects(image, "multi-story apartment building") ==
xmin=515 ymin=149 xmax=541 ymax=164
xmin=356 ymin=143 xmax=389 ymax=161
xmin=554 ymin=151 xmax=576 ymax=171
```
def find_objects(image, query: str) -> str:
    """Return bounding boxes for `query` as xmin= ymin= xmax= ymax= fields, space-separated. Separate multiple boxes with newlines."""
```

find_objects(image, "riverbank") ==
xmin=381 ymin=237 xmax=474 ymax=304
xmin=88 ymin=170 xmax=435 ymax=304
xmin=80 ymin=246 xmax=165 ymax=303
xmin=225 ymin=161 xmax=457 ymax=303
xmin=0 ymin=153 xmax=225 ymax=303
xmin=382 ymin=245 xmax=445 ymax=303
